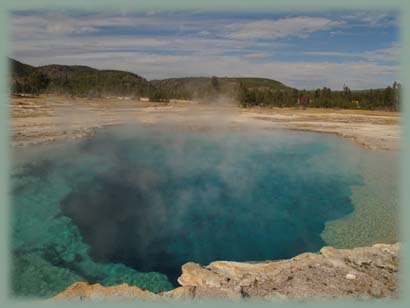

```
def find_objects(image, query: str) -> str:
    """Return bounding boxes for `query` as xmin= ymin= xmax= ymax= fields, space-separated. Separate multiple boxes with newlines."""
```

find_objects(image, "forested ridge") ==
xmin=10 ymin=58 xmax=400 ymax=110
xmin=10 ymin=58 xmax=153 ymax=97
xmin=237 ymin=82 xmax=400 ymax=111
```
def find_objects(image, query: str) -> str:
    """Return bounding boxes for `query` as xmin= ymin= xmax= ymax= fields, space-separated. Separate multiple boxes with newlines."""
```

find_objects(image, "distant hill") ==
xmin=10 ymin=58 xmax=36 ymax=80
xmin=8 ymin=58 xmax=399 ymax=110
xmin=9 ymin=58 xmax=291 ymax=101
xmin=150 ymin=77 xmax=290 ymax=100
xmin=9 ymin=58 xmax=152 ymax=97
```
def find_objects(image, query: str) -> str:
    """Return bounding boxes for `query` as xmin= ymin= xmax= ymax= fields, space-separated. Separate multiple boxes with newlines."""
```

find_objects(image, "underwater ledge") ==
xmin=52 ymin=243 xmax=399 ymax=301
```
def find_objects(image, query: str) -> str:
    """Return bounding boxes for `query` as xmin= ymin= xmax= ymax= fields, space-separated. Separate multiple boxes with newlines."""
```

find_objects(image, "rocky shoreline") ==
xmin=53 ymin=243 xmax=399 ymax=301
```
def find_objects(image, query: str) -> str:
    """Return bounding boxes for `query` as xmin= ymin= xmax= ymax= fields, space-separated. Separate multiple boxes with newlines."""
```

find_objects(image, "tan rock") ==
xmin=53 ymin=243 xmax=399 ymax=301
xmin=52 ymin=282 xmax=159 ymax=301
xmin=177 ymin=262 xmax=225 ymax=288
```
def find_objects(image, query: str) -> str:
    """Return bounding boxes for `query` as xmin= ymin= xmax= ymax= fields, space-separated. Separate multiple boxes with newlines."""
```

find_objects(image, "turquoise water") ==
xmin=10 ymin=125 xmax=398 ymax=298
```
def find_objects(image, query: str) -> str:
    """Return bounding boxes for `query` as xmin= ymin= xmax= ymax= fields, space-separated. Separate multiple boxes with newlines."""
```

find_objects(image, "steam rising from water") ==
xmin=11 ymin=124 xmax=398 ymax=296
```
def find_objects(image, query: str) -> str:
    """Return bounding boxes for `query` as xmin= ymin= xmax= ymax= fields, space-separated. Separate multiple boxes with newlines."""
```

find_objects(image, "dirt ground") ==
xmin=10 ymin=95 xmax=400 ymax=150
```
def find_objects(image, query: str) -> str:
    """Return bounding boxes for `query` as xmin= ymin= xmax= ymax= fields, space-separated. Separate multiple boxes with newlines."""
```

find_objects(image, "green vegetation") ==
xmin=150 ymin=76 xmax=289 ymax=101
xmin=9 ymin=58 xmax=400 ymax=110
xmin=10 ymin=58 xmax=151 ymax=98
xmin=10 ymin=59 xmax=49 ymax=95
xmin=238 ymin=82 xmax=401 ymax=111
xmin=11 ymin=70 xmax=49 ymax=95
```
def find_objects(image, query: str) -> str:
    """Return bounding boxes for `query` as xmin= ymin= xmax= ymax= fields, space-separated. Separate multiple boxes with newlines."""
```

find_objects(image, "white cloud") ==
xmin=13 ymin=51 xmax=398 ymax=90
xmin=225 ymin=17 xmax=344 ymax=40
xmin=11 ymin=34 xmax=262 ymax=60
xmin=243 ymin=52 xmax=271 ymax=59
xmin=10 ymin=11 xmax=399 ymax=89
xmin=363 ymin=44 xmax=400 ymax=61
xmin=46 ymin=22 xmax=98 ymax=35
xmin=305 ymin=43 xmax=400 ymax=62
xmin=197 ymin=30 xmax=211 ymax=37
xmin=11 ymin=12 xmax=226 ymax=39
xmin=341 ymin=11 xmax=397 ymax=27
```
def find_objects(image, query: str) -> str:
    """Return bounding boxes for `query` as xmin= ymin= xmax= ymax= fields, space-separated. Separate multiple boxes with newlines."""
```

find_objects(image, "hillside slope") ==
xmin=10 ymin=59 xmax=290 ymax=101
xmin=150 ymin=77 xmax=290 ymax=100
xmin=9 ymin=58 xmax=398 ymax=110
xmin=10 ymin=58 xmax=36 ymax=80
xmin=9 ymin=58 xmax=152 ymax=97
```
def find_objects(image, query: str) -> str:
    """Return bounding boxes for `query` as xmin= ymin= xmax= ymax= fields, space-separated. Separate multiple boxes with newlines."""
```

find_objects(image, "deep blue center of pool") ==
xmin=62 ymin=126 xmax=358 ymax=284
xmin=12 ymin=125 xmax=366 ymax=295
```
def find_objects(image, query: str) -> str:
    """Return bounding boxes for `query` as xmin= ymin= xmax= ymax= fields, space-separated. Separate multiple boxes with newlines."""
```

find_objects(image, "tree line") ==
xmin=11 ymin=67 xmax=151 ymax=98
xmin=11 ymin=70 xmax=401 ymax=111
xmin=11 ymin=71 xmax=50 ymax=95
xmin=238 ymin=82 xmax=401 ymax=111
xmin=147 ymin=76 xmax=223 ymax=102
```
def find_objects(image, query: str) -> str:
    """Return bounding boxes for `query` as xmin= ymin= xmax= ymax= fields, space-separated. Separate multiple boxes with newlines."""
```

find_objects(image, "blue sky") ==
xmin=11 ymin=10 xmax=400 ymax=89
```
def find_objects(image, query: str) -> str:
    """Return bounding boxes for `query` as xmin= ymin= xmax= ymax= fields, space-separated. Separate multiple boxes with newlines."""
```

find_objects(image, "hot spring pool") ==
xmin=10 ymin=125 xmax=399 ymax=297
